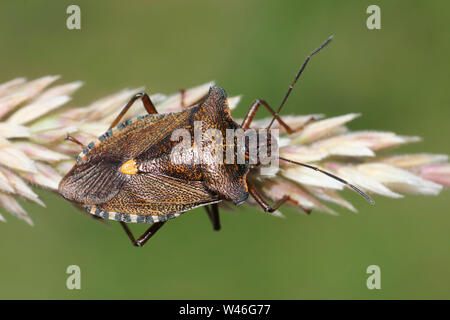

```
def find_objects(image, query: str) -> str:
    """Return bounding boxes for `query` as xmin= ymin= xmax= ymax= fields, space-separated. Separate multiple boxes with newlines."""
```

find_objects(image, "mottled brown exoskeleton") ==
xmin=59 ymin=36 xmax=373 ymax=247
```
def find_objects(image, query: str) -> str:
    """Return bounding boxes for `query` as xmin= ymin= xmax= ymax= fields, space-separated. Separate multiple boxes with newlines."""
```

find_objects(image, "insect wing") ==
xmin=98 ymin=172 xmax=220 ymax=218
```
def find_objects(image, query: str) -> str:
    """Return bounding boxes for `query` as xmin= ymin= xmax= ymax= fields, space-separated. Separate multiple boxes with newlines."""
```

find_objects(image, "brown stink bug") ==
xmin=58 ymin=36 xmax=373 ymax=247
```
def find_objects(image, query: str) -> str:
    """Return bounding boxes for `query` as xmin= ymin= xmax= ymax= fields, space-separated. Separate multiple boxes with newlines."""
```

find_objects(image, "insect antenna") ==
xmin=267 ymin=35 xmax=334 ymax=130
xmin=279 ymin=156 xmax=375 ymax=204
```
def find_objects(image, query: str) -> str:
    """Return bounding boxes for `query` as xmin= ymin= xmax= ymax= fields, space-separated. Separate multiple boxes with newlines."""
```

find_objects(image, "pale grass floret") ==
xmin=0 ymin=76 xmax=447 ymax=224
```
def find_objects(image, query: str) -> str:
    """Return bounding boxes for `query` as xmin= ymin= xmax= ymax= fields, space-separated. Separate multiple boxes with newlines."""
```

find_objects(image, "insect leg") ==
xmin=179 ymin=88 xmax=210 ymax=109
xmin=247 ymin=181 xmax=311 ymax=214
xmin=179 ymin=89 xmax=186 ymax=108
xmin=119 ymin=221 xmax=166 ymax=247
xmin=205 ymin=203 xmax=221 ymax=231
xmin=65 ymin=134 xmax=86 ymax=148
xmin=241 ymin=99 xmax=316 ymax=134
xmin=109 ymin=92 xmax=158 ymax=129
xmin=247 ymin=182 xmax=289 ymax=213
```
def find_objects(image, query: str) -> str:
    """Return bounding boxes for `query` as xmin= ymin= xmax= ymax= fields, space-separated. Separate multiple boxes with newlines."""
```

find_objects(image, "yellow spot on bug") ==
xmin=120 ymin=159 xmax=138 ymax=175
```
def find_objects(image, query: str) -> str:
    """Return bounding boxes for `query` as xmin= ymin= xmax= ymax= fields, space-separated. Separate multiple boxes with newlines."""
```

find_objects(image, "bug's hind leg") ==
xmin=205 ymin=203 xmax=221 ymax=231
xmin=109 ymin=92 xmax=158 ymax=129
xmin=247 ymin=182 xmax=312 ymax=214
xmin=179 ymin=89 xmax=186 ymax=108
xmin=120 ymin=221 xmax=166 ymax=247
xmin=241 ymin=99 xmax=316 ymax=134
xmin=65 ymin=93 xmax=158 ymax=148
xmin=65 ymin=134 xmax=86 ymax=148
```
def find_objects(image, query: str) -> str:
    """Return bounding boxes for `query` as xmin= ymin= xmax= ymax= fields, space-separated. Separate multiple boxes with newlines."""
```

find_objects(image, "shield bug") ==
xmin=58 ymin=36 xmax=373 ymax=247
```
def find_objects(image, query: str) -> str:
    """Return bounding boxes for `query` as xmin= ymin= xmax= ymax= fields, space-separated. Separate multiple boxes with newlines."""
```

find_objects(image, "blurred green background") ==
xmin=0 ymin=0 xmax=449 ymax=299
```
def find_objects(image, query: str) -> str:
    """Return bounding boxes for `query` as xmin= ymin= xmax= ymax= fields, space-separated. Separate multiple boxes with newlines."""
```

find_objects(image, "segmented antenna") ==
xmin=279 ymin=157 xmax=375 ymax=204
xmin=267 ymin=35 xmax=334 ymax=130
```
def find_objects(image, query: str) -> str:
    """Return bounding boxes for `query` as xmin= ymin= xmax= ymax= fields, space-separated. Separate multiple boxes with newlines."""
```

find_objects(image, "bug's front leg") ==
xmin=120 ymin=221 xmax=166 ymax=247
xmin=241 ymin=99 xmax=316 ymax=134
xmin=247 ymin=182 xmax=289 ymax=213
xmin=247 ymin=182 xmax=311 ymax=214
xmin=205 ymin=203 xmax=221 ymax=231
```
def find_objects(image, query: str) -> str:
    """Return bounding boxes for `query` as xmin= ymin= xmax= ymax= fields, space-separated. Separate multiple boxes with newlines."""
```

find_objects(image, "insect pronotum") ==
xmin=59 ymin=36 xmax=373 ymax=247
